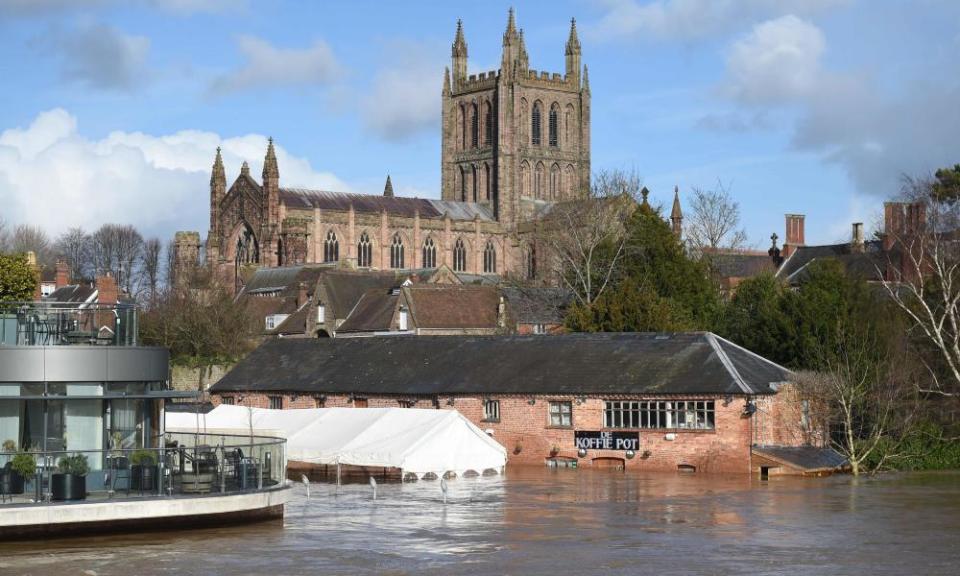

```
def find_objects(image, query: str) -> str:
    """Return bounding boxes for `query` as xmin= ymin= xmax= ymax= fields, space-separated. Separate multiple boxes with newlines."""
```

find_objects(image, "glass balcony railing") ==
xmin=0 ymin=301 xmax=138 ymax=347
xmin=0 ymin=432 xmax=286 ymax=505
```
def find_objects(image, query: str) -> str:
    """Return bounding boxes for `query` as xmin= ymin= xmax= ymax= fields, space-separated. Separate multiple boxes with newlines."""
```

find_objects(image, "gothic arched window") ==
xmin=550 ymin=164 xmax=560 ymax=200
xmin=527 ymin=244 xmax=537 ymax=280
xmin=531 ymin=102 xmax=542 ymax=146
xmin=483 ymin=240 xmax=497 ymax=274
xmin=565 ymin=164 xmax=577 ymax=197
xmin=390 ymin=233 xmax=404 ymax=269
xmin=484 ymin=102 xmax=493 ymax=146
xmin=470 ymin=102 xmax=479 ymax=148
xmin=549 ymin=104 xmax=559 ymax=147
xmin=422 ymin=237 xmax=437 ymax=268
xmin=453 ymin=238 xmax=467 ymax=272
xmin=484 ymin=163 xmax=491 ymax=202
xmin=535 ymin=162 xmax=545 ymax=199
xmin=324 ymin=230 xmax=339 ymax=263
xmin=357 ymin=232 xmax=372 ymax=268
xmin=460 ymin=104 xmax=467 ymax=150
xmin=459 ymin=166 xmax=467 ymax=202
xmin=472 ymin=165 xmax=479 ymax=202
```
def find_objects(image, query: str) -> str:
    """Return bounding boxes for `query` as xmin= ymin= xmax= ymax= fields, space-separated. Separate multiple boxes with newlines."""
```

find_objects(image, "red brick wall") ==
xmin=211 ymin=392 xmax=809 ymax=474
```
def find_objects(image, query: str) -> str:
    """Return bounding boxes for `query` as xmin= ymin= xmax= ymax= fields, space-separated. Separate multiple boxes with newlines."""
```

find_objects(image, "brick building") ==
xmin=209 ymin=333 xmax=833 ymax=475
xmin=174 ymin=10 xmax=590 ymax=292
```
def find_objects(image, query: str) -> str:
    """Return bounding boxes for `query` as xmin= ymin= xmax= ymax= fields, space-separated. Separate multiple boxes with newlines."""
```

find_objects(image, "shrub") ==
xmin=57 ymin=454 xmax=90 ymax=476
xmin=131 ymin=449 xmax=156 ymax=466
xmin=11 ymin=452 xmax=36 ymax=477
xmin=2 ymin=439 xmax=16 ymax=452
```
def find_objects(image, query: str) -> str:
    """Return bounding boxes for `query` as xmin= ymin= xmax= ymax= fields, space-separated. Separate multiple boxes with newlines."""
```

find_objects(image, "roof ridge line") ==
xmin=705 ymin=332 xmax=753 ymax=394
xmin=710 ymin=332 xmax=794 ymax=375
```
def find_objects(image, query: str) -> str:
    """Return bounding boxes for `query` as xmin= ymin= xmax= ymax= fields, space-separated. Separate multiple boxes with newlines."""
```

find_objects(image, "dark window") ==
xmin=460 ymin=166 xmax=467 ymax=202
xmin=483 ymin=399 xmax=500 ymax=422
xmin=269 ymin=396 xmax=283 ymax=410
xmin=527 ymin=245 xmax=537 ymax=280
xmin=398 ymin=400 xmax=416 ymax=409
xmin=221 ymin=396 xmax=234 ymax=405
xmin=549 ymin=401 xmax=572 ymax=427
xmin=471 ymin=103 xmax=479 ymax=148
xmin=422 ymin=237 xmax=437 ymax=268
xmin=314 ymin=396 xmax=326 ymax=408
xmin=484 ymin=163 xmax=492 ymax=202
xmin=353 ymin=397 xmax=368 ymax=408
xmin=357 ymin=232 xmax=372 ymax=267
xmin=472 ymin=165 xmax=478 ymax=202
xmin=484 ymin=104 xmax=493 ymax=146
xmin=324 ymin=230 xmax=339 ymax=263
xmin=531 ymin=103 xmax=541 ymax=146
xmin=549 ymin=105 xmax=558 ymax=147
xmin=390 ymin=233 xmax=404 ymax=269
xmin=453 ymin=238 xmax=467 ymax=272
xmin=483 ymin=240 xmax=496 ymax=273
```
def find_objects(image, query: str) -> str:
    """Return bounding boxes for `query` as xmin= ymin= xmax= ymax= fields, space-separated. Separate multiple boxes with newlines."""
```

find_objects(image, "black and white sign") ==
xmin=574 ymin=431 xmax=639 ymax=451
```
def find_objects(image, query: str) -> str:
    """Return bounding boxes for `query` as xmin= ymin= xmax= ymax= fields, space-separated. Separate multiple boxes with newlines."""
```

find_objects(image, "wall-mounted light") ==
xmin=625 ymin=450 xmax=636 ymax=460
xmin=577 ymin=448 xmax=587 ymax=458
xmin=527 ymin=398 xmax=536 ymax=405
xmin=743 ymin=401 xmax=757 ymax=416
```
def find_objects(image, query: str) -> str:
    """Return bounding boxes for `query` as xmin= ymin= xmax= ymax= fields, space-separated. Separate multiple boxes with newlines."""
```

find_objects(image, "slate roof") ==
xmin=776 ymin=240 xmax=890 ymax=284
xmin=406 ymin=285 xmax=499 ymax=329
xmin=708 ymin=252 xmax=777 ymax=279
xmin=212 ymin=332 xmax=791 ymax=396
xmin=322 ymin=270 xmax=403 ymax=321
xmin=336 ymin=288 xmax=399 ymax=333
xmin=46 ymin=285 xmax=97 ymax=304
xmin=752 ymin=446 xmax=848 ymax=472
xmin=279 ymin=188 xmax=496 ymax=222
xmin=501 ymin=287 xmax=572 ymax=325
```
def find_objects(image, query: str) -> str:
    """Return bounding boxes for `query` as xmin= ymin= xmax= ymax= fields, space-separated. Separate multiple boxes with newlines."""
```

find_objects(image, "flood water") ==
xmin=1 ymin=468 xmax=958 ymax=576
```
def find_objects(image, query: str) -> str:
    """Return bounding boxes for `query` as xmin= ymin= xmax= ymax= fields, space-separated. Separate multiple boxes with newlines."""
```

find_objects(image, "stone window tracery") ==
xmin=422 ymin=237 xmax=437 ymax=268
xmin=453 ymin=238 xmax=467 ymax=272
xmin=390 ymin=233 xmax=405 ymax=269
xmin=531 ymin=102 xmax=542 ymax=146
xmin=483 ymin=240 xmax=496 ymax=274
xmin=357 ymin=232 xmax=372 ymax=268
xmin=323 ymin=230 xmax=339 ymax=263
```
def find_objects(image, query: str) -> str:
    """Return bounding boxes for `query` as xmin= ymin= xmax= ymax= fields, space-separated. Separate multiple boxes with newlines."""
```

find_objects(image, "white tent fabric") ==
xmin=166 ymin=405 xmax=507 ymax=477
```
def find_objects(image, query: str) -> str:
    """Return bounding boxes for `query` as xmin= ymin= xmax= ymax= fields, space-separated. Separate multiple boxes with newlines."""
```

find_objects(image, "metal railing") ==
xmin=0 ymin=432 xmax=286 ymax=505
xmin=0 ymin=301 xmax=138 ymax=347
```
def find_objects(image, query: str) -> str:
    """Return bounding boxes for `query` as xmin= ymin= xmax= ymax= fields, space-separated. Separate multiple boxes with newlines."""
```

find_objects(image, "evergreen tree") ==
xmin=0 ymin=253 xmax=38 ymax=302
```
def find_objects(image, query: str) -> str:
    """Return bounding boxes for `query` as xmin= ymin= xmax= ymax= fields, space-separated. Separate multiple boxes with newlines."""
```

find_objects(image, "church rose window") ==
xmin=358 ymin=232 xmax=372 ymax=268
xmin=483 ymin=240 xmax=496 ymax=274
xmin=422 ymin=237 xmax=436 ymax=268
xmin=324 ymin=230 xmax=339 ymax=263
xmin=453 ymin=238 xmax=467 ymax=272
xmin=531 ymin=103 xmax=541 ymax=146
xmin=390 ymin=233 xmax=405 ymax=269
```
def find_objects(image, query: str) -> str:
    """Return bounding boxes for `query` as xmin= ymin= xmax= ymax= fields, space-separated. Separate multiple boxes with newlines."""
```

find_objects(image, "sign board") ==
xmin=574 ymin=431 xmax=639 ymax=451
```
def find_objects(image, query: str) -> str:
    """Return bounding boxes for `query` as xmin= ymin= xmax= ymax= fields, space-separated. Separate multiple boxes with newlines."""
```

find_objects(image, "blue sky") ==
xmin=1 ymin=0 xmax=958 ymax=248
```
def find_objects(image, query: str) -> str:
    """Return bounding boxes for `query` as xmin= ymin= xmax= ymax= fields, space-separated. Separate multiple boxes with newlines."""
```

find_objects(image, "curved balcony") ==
xmin=0 ymin=301 xmax=138 ymax=347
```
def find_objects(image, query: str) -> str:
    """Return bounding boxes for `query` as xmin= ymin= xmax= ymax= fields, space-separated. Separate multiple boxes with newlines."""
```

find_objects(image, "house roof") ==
xmin=211 ymin=332 xmax=791 ymax=396
xmin=322 ymin=270 xmax=403 ymax=321
xmin=707 ymin=252 xmax=777 ymax=279
xmin=752 ymin=446 xmax=847 ymax=472
xmin=776 ymin=240 xmax=889 ymax=283
xmin=501 ymin=287 xmax=572 ymax=325
xmin=336 ymin=288 xmax=399 ymax=333
xmin=46 ymin=285 xmax=96 ymax=304
xmin=405 ymin=285 xmax=499 ymax=329
xmin=279 ymin=188 xmax=496 ymax=222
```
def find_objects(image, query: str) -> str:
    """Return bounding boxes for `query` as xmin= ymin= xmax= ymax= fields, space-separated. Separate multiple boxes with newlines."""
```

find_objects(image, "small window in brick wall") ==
xmin=483 ymin=399 xmax=500 ymax=422
xmin=269 ymin=395 xmax=283 ymax=410
xmin=549 ymin=401 xmax=572 ymax=427
xmin=221 ymin=396 xmax=234 ymax=405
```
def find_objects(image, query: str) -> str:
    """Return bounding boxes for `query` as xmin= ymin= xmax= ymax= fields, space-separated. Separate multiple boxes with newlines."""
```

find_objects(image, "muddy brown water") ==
xmin=1 ymin=468 xmax=958 ymax=576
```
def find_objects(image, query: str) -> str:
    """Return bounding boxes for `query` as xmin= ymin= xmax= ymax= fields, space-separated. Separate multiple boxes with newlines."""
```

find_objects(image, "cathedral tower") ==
xmin=441 ymin=10 xmax=591 ymax=230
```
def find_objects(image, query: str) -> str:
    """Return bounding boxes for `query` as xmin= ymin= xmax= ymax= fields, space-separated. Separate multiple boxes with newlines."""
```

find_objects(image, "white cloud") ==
xmin=0 ymin=109 xmax=349 ymax=238
xmin=210 ymin=35 xmax=341 ymax=95
xmin=725 ymin=15 xmax=825 ymax=105
xmin=0 ymin=0 xmax=244 ymax=16
xmin=39 ymin=23 xmax=150 ymax=91
xmin=589 ymin=0 xmax=848 ymax=42
xmin=360 ymin=42 xmax=443 ymax=141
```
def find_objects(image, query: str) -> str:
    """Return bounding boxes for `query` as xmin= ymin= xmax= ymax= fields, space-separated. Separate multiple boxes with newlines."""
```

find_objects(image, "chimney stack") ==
xmin=55 ymin=258 xmax=71 ymax=288
xmin=96 ymin=273 xmax=118 ymax=305
xmin=783 ymin=214 xmax=805 ymax=258
xmin=851 ymin=223 xmax=865 ymax=252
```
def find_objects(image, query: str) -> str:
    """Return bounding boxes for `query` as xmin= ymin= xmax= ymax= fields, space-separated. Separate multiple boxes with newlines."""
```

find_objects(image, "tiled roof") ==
xmin=707 ymin=252 xmax=777 ymax=279
xmin=212 ymin=332 xmax=792 ymax=396
xmin=405 ymin=285 xmax=500 ymax=329
xmin=336 ymin=289 xmax=399 ymax=333
xmin=279 ymin=188 xmax=496 ymax=222
xmin=322 ymin=270 xmax=403 ymax=321
xmin=777 ymin=240 xmax=888 ymax=283
xmin=46 ymin=285 xmax=96 ymax=304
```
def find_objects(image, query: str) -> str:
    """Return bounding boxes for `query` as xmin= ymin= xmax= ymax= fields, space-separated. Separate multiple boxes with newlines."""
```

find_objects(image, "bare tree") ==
xmin=54 ymin=227 xmax=91 ymax=281
xmin=9 ymin=224 xmax=53 ymax=267
xmin=139 ymin=238 xmax=163 ymax=308
xmin=90 ymin=224 xmax=143 ymax=293
xmin=796 ymin=322 xmax=918 ymax=476
xmin=686 ymin=180 xmax=748 ymax=253
xmin=533 ymin=169 xmax=640 ymax=306
xmin=879 ymin=175 xmax=960 ymax=398
xmin=0 ymin=218 xmax=9 ymax=252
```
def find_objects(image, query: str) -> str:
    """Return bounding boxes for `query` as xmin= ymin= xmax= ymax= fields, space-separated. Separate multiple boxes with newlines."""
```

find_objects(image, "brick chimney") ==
xmin=96 ymin=273 xmax=118 ymax=305
xmin=851 ymin=222 xmax=865 ymax=253
xmin=55 ymin=258 xmax=71 ymax=288
xmin=783 ymin=214 xmax=805 ymax=258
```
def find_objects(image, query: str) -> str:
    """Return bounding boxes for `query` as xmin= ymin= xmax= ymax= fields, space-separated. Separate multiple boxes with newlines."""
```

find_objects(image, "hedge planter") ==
xmin=51 ymin=473 xmax=87 ymax=501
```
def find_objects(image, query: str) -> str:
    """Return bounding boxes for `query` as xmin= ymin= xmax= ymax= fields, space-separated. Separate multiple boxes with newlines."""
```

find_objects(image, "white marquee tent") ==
xmin=166 ymin=405 xmax=507 ymax=478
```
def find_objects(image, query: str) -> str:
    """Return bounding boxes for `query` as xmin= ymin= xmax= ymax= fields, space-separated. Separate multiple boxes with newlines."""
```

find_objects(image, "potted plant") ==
xmin=4 ymin=444 xmax=32 ymax=496
xmin=131 ymin=449 xmax=158 ymax=492
xmin=52 ymin=454 xmax=88 ymax=501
